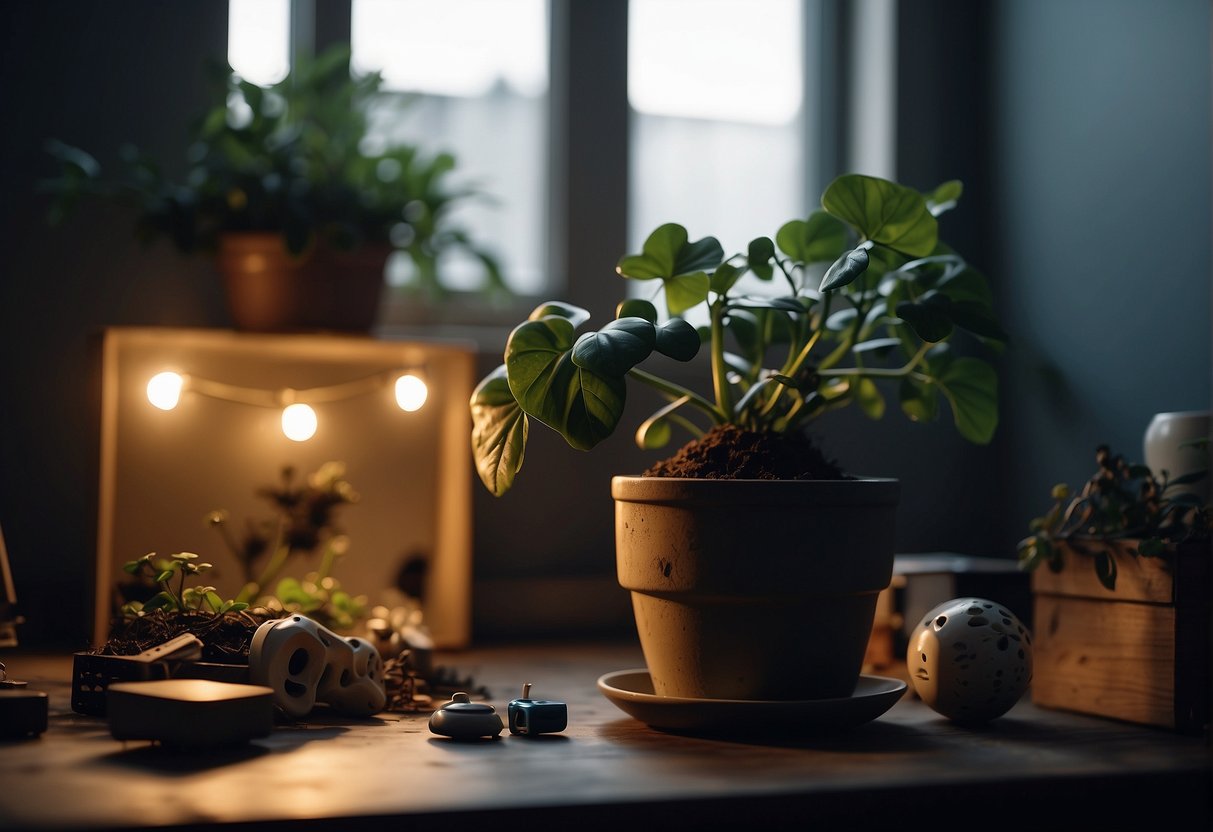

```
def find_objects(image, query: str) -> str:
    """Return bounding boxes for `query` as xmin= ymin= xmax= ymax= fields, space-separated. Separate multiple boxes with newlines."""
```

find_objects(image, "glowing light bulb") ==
xmin=281 ymin=403 xmax=317 ymax=441
xmin=147 ymin=372 xmax=184 ymax=411
xmin=395 ymin=374 xmax=428 ymax=412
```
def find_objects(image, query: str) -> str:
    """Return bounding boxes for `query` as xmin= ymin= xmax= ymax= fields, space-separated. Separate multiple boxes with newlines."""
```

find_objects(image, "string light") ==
xmin=145 ymin=367 xmax=428 ymax=441
xmin=394 ymin=373 xmax=428 ymax=412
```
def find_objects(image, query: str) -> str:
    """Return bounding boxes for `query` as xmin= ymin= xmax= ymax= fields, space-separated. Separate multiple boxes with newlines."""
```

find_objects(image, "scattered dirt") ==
xmin=97 ymin=609 xmax=275 ymax=664
xmin=642 ymin=424 xmax=846 ymax=480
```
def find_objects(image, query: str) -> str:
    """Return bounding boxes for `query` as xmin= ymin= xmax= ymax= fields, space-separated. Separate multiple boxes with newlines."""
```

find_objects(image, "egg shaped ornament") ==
xmin=907 ymin=597 xmax=1033 ymax=724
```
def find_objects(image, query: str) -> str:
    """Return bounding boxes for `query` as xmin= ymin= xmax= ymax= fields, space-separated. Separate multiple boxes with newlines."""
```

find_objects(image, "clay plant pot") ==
xmin=613 ymin=475 xmax=899 ymax=701
xmin=217 ymin=232 xmax=391 ymax=333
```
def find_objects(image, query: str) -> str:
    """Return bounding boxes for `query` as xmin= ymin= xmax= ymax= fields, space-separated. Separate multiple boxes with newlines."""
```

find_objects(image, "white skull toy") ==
xmin=249 ymin=615 xmax=387 ymax=719
xmin=907 ymin=597 xmax=1033 ymax=724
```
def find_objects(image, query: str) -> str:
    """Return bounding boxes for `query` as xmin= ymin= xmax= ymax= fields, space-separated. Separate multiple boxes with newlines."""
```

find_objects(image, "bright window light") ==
xmin=352 ymin=0 xmax=548 ymax=97
xmin=629 ymin=0 xmax=802 ymax=125
xmin=228 ymin=0 xmax=290 ymax=86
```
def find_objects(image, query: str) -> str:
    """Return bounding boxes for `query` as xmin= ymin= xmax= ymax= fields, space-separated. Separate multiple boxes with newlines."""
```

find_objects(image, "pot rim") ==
xmin=611 ymin=474 xmax=899 ymax=507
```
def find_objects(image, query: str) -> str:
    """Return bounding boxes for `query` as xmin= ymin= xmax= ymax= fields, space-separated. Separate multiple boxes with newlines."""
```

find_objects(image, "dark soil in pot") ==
xmin=642 ymin=424 xmax=845 ymax=480
xmin=98 ymin=610 xmax=276 ymax=663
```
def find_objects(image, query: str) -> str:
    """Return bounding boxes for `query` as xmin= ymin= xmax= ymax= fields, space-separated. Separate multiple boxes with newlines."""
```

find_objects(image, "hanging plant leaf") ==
xmin=655 ymin=318 xmax=701 ymax=361
xmin=895 ymin=296 xmax=954 ymax=342
xmin=925 ymin=179 xmax=963 ymax=216
xmin=936 ymin=265 xmax=993 ymax=307
xmin=572 ymin=317 xmax=657 ymax=377
xmin=948 ymin=300 xmax=1010 ymax=344
xmin=822 ymin=173 xmax=938 ymax=257
xmin=856 ymin=377 xmax=886 ymax=419
xmin=728 ymin=295 xmax=806 ymax=313
xmin=664 ymin=271 xmax=711 ymax=315
xmin=616 ymin=298 xmax=658 ymax=322
xmin=636 ymin=395 xmax=694 ymax=449
xmin=709 ymin=262 xmax=744 ymax=295
xmin=820 ymin=246 xmax=870 ymax=292
xmin=616 ymin=223 xmax=723 ymax=314
xmin=747 ymin=236 xmax=776 ymax=280
xmin=775 ymin=211 xmax=848 ymax=264
xmin=1094 ymin=548 xmax=1117 ymax=590
xmin=506 ymin=317 xmax=627 ymax=451
xmin=932 ymin=357 xmax=998 ymax=444
xmin=530 ymin=300 xmax=591 ymax=328
xmin=852 ymin=337 xmax=903 ymax=355
xmin=825 ymin=307 xmax=859 ymax=332
xmin=470 ymin=365 xmax=530 ymax=497
xmin=899 ymin=376 xmax=939 ymax=423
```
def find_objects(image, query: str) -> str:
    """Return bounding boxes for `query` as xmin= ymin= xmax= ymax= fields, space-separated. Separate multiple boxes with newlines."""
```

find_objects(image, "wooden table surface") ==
xmin=1 ymin=641 xmax=1209 ymax=830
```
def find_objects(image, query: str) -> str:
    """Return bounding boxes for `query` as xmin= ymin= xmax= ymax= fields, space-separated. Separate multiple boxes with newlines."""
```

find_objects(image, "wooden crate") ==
xmin=1030 ymin=538 xmax=1210 ymax=734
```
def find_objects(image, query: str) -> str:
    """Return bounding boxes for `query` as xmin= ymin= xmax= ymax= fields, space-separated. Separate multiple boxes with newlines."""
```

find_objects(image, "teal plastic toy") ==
xmin=507 ymin=683 xmax=567 ymax=736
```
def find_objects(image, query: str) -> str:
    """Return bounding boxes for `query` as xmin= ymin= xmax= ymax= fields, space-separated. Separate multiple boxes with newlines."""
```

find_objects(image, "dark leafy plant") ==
xmin=1017 ymin=445 xmax=1210 ymax=590
xmin=41 ymin=43 xmax=505 ymax=300
xmin=208 ymin=461 xmax=367 ymax=631
xmin=470 ymin=173 xmax=1005 ymax=496
xmin=120 ymin=552 xmax=248 ymax=617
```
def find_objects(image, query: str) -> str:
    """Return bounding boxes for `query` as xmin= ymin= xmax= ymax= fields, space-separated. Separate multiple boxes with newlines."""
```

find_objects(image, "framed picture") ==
xmin=93 ymin=327 xmax=475 ymax=649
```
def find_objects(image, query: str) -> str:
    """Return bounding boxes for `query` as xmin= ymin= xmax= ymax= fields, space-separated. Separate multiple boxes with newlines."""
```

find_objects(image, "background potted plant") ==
xmin=470 ymin=173 xmax=1005 ymax=701
xmin=42 ymin=44 xmax=506 ymax=332
xmin=1017 ymin=445 xmax=1210 ymax=732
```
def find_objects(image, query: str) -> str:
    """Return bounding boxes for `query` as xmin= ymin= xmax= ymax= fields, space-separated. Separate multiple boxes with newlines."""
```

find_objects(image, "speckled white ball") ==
xmin=907 ymin=597 xmax=1033 ymax=723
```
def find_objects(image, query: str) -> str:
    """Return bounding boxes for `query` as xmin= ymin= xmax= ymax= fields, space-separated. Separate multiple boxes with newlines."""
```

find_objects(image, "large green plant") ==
xmin=42 ymin=44 xmax=505 ymax=299
xmin=470 ymin=173 xmax=1006 ymax=496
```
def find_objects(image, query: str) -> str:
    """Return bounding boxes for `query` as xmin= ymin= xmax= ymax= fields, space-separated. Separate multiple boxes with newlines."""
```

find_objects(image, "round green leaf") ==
xmin=775 ymin=211 xmax=848 ymax=263
xmin=822 ymin=174 xmax=938 ymax=257
xmin=571 ymin=317 xmax=657 ymax=377
xmin=899 ymin=376 xmax=939 ymax=423
xmin=664 ymin=272 xmax=711 ymax=315
xmin=747 ymin=236 xmax=776 ymax=280
xmin=470 ymin=365 xmax=530 ymax=496
xmin=529 ymin=301 xmax=590 ymax=328
xmin=933 ymin=357 xmax=998 ymax=444
xmin=616 ymin=298 xmax=658 ymax=322
xmin=895 ymin=299 xmax=954 ymax=342
xmin=856 ymin=377 xmax=886 ymax=420
xmin=506 ymin=317 xmax=627 ymax=451
xmin=925 ymin=179 xmax=963 ymax=216
xmin=709 ymin=262 xmax=743 ymax=295
xmin=655 ymin=318 xmax=700 ymax=361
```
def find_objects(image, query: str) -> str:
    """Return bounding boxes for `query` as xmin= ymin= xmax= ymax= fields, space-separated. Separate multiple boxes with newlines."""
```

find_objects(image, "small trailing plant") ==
xmin=471 ymin=173 xmax=1005 ymax=496
xmin=120 ymin=551 xmax=248 ymax=618
xmin=41 ymin=44 xmax=505 ymax=299
xmin=208 ymin=461 xmax=368 ymax=631
xmin=1017 ymin=445 xmax=1210 ymax=590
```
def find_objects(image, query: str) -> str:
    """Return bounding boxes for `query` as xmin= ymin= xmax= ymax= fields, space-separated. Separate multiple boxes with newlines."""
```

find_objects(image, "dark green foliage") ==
xmin=1017 ymin=445 xmax=1211 ymax=590
xmin=41 ymin=44 xmax=504 ymax=299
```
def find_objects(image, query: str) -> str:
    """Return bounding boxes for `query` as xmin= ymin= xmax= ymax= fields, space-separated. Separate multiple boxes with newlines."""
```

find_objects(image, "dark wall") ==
xmin=986 ymin=0 xmax=1212 ymax=540
xmin=0 ymin=3 xmax=230 ymax=647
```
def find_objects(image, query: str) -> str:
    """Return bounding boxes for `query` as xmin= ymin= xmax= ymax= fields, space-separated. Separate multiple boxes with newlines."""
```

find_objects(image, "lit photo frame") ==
xmin=94 ymin=327 xmax=474 ymax=649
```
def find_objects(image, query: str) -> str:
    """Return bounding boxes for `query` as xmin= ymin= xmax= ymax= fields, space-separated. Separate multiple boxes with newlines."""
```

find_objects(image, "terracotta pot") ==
xmin=613 ymin=475 xmax=899 ymax=701
xmin=217 ymin=232 xmax=390 ymax=333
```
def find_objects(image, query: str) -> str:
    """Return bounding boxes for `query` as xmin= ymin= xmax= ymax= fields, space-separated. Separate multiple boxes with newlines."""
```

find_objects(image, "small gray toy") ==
xmin=428 ymin=691 xmax=503 ymax=740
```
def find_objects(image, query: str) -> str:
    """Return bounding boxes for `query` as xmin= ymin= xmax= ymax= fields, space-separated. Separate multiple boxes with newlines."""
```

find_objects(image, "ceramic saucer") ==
xmin=597 ymin=669 xmax=907 ymax=736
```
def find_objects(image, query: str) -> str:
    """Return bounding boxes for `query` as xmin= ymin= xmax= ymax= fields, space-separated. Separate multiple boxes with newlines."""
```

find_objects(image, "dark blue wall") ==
xmin=988 ymin=0 xmax=1212 ymax=537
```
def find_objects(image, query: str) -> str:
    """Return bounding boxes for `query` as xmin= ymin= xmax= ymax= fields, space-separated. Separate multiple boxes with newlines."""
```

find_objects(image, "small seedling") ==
xmin=121 ymin=552 xmax=248 ymax=617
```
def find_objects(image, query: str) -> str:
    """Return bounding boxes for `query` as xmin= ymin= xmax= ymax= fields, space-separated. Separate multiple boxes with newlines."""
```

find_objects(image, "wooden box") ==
xmin=1030 ymin=539 xmax=1210 ymax=734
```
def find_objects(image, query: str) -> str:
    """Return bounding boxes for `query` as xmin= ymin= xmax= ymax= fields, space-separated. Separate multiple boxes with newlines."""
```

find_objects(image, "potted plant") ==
xmin=470 ymin=173 xmax=1005 ymax=701
xmin=1017 ymin=446 xmax=1210 ymax=732
xmin=42 ymin=44 xmax=505 ymax=332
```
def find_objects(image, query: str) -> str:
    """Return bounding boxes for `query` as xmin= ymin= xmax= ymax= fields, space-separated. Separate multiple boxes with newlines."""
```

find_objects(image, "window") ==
xmin=227 ymin=1 xmax=857 ymax=321
xmin=351 ymin=0 xmax=549 ymax=296
xmin=628 ymin=0 xmax=807 ymax=316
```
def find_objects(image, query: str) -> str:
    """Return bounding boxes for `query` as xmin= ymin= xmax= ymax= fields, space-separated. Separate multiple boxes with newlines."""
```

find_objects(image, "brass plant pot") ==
xmin=217 ymin=232 xmax=390 ymax=333
xmin=613 ymin=475 xmax=899 ymax=701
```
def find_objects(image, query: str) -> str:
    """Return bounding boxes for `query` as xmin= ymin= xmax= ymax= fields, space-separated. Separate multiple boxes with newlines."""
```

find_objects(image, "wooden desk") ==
xmin=1 ymin=642 xmax=1209 ymax=830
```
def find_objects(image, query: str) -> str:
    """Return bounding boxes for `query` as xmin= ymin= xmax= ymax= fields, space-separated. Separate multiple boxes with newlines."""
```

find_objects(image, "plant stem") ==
xmin=818 ymin=342 xmax=931 ymax=378
xmin=709 ymin=299 xmax=733 ymax=416
xmin=627 ymin=368 xmax=726 ymax=423
xmin=239 ymin=519 xmax=292 ymax=603
xmin=774 ymin=257 xmax=798 ymax=295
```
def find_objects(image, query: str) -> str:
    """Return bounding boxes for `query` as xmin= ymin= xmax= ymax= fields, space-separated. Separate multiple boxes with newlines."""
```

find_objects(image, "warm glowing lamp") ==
xmin=147 ymin=372 xmax=185 ymax=410
xmin=281 ymin=403 xmax=317 ymax=441
xmin=394 ymin=373 xmax=428 ymax=412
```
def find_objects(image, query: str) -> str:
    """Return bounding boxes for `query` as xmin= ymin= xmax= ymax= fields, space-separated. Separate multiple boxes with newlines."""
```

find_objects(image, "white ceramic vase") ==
xmin=1143 ymin=410 xmax=1211 ymax=505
